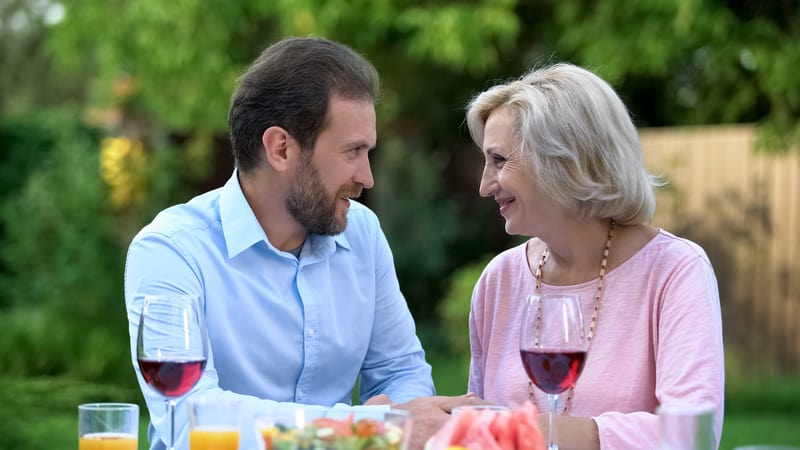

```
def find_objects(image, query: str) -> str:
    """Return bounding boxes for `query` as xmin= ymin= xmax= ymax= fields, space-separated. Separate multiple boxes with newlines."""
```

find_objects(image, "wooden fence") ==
xmin=640 ymin=124 xmax=800 ymax=373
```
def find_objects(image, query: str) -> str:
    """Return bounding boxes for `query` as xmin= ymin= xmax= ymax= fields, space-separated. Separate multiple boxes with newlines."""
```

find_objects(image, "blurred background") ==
xmin=0 ymin=0 xmax=798 ymax=448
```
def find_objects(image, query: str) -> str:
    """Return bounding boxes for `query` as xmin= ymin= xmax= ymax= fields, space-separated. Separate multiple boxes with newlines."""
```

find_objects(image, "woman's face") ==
xmin=479 ymin=107 xmax=557 ymax=236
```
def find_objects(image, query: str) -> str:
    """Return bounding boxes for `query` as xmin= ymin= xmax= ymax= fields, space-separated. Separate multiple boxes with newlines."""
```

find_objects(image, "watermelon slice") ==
xmin=426 ymin=401 xmax=544 ymax=450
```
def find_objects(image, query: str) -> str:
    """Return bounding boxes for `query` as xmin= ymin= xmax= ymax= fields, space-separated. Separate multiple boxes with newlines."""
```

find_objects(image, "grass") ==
xmin=2 ymin=353 xmax=798 ymax=449
xmin=0 ymin=376 xmax=149 ymax=450
xmin=720 ymin=371 xmax=800 ymax=449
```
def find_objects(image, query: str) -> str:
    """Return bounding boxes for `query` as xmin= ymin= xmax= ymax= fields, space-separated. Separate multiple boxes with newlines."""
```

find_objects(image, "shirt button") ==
xmin=308 ymin=329 xmax=315 ymax=337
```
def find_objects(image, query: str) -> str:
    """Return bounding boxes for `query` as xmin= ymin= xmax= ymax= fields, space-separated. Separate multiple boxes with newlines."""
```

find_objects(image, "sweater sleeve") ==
xmin=594 ymin=250 xmax=725 ymax=449
xmin=468 ymin=273 xmax=487 ymax=398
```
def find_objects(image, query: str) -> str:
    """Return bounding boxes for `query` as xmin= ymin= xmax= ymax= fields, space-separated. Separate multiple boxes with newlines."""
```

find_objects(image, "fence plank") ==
xmin=640 ymin=125 xmax=799 ymax=373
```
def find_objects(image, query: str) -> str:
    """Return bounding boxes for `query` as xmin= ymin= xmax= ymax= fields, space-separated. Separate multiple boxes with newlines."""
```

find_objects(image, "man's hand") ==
xmin=394 ymin=395 xmax=491 ymax=450
xmin=363 ymin=394 xmax=392 ymax=405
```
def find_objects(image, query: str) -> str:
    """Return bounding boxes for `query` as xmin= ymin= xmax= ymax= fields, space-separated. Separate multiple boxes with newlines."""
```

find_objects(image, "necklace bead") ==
xmin=530 ymin=219 xmax=615 ymax=414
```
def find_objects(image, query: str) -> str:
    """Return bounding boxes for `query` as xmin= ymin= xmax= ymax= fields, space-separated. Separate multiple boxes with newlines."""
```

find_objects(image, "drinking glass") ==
xmin=188 ymin=396 xmax=241 ymax=450
xmin=78 ymin=403 xmax=139 ymax=450
xmin=657 ymin=404 xmax=714 ymax=450
xmin=136 ymin=294 xmax=208 ymax=450
xmin=519 ymin=294 xmax=587 ymax=450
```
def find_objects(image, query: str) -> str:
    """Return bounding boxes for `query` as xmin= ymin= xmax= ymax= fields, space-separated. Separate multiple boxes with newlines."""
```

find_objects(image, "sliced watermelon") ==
xmin=491 ymin=410 xmax=517 ymax=450
xmin=512 ymin=402 xmax=545 ymax=450
xmin=462 ymin=423 xmax=502 ymax=450
xmin=427 ymin=401 xmax=544 ymax=450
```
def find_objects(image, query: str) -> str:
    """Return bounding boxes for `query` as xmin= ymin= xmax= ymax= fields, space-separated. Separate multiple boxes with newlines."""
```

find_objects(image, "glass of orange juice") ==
xmin=78 ymin=403 xmax=139 ymax=450
xmin=188 ymin=396 xmax=241 ymax=450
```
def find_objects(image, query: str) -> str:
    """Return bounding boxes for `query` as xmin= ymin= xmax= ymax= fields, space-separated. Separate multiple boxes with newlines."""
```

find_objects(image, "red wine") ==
xmin=138 ymin=357 xmax=206 ymax=397
xmin=520 ymin=349 xmax=587 ymax=394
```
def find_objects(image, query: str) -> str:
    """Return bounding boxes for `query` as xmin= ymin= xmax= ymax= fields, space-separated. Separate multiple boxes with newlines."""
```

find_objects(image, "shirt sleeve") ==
xmin=594 ymin=252 xmax=725 ymax=449
xmin=357 ymin=222 xmax=435 ymax=403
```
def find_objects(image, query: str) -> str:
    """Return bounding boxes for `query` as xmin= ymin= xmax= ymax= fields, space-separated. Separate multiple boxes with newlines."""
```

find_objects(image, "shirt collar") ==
xmin=220 ymin=171 xmax=351 ymax=259
xmin=220 ymin=171 xmax=266 ymax=258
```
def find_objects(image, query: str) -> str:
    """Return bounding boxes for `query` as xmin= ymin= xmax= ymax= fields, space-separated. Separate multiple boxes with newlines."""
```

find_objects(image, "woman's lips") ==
xmin=498 ymin=197 xmax=515 ymax=215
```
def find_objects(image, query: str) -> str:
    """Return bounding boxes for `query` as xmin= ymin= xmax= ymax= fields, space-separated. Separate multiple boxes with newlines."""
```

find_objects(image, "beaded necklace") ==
xmin=529 ymin=219 xmax=615 ymax=414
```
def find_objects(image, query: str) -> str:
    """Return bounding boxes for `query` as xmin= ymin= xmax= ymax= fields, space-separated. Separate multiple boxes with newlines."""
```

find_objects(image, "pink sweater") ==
xmin=468 ymin=230 xmax=724 ymax=449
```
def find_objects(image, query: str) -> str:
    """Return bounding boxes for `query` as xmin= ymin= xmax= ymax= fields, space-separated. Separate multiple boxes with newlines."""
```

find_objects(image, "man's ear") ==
xmin=261 ymin=126 xmax=296 ymax=172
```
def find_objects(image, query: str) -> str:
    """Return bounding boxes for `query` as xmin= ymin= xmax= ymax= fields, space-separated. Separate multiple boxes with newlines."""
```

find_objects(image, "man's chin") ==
xmin=333 ymin=217 xmax=348 ymax=234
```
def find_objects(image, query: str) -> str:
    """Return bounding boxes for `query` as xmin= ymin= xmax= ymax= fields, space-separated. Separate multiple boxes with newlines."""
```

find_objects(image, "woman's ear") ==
xmin=261 ymin=126 xmax=296 ymax=172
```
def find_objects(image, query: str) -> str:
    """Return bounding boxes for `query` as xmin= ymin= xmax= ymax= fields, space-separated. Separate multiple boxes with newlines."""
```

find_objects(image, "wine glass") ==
xmin=136 ymin=294 xmax=208 ymax=450
xmin=519 ymin=294 xmax=588 ymax=450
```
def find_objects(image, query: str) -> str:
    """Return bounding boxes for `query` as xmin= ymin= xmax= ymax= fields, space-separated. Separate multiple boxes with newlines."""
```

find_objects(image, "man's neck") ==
xmin=238 ymin=169 xmax=307 ymax=251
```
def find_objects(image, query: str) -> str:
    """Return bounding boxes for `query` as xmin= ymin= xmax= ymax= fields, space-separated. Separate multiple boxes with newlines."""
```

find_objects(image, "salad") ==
xmin=260 ymin=412 xmax=407 ymax=450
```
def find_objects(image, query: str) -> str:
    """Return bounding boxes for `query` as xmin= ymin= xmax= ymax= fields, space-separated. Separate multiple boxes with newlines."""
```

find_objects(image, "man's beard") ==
xmin=286 ymin=155 xmax=360 ymax=236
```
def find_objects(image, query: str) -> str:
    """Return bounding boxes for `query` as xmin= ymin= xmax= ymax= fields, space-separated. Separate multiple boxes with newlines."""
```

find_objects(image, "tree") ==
xmin=535 ymin=0 xmax=800 ymax=151
xmin=0 ymin=0 xmax=85 ymax=115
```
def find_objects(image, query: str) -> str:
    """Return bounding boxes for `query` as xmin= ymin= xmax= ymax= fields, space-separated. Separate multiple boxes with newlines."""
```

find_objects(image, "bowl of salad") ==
xmin=257 ymin=407 xmax=411 ymax=450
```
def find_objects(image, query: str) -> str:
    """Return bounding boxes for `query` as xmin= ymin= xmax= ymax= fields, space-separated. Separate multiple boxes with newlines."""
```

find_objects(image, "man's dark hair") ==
xmin=228 ymin=36 xmax=379 ymax=173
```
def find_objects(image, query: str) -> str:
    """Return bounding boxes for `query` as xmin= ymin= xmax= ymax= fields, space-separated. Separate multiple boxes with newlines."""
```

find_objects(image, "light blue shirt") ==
xmin=125 ymin=172 xmax=434 ymax=449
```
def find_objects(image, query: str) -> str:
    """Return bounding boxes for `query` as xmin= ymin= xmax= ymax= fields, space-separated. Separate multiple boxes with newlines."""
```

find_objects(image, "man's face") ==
xmin=286 ymin=96 xmax=376 ymax=235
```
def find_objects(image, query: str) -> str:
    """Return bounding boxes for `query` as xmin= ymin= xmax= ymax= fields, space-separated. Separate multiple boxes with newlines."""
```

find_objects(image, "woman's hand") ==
xmin=394 ymin=395 xmax=491 ymax=450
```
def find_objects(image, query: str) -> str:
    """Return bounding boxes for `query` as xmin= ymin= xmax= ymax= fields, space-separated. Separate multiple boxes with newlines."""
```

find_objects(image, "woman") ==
xmin=464 ymin=63 xmax=724 ymax=449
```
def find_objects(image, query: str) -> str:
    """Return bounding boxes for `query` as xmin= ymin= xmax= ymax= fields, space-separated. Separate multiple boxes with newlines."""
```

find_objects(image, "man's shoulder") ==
xmin=134 ymin=188 xmax=222 ymax=243
xmin=344 ymin=200 xmax=380 ymax=230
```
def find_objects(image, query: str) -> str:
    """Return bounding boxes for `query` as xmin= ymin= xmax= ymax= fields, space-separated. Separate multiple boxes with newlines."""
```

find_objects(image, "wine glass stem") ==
xmin=547 ymin=393 xmax=559 ymax=450
xmin=166 ymin=398 xmax=177 ymax=450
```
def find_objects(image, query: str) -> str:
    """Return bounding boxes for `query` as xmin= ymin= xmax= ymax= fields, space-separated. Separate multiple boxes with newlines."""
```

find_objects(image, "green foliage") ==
xmin=0 ymin=110 xmax=133 ymax=381
xmin=544 ymin=0 xmax=800 ymax=151
xmin=371 ymin=138 xmax=466 ymax=318
xmin=0 ymin=376 xmax=143 ymax=450
xmin=0 ymin=108 xmax=199 ymax=382
xmin=437 ymin=256 xmax=493 ymax=354
xmin=395 ymin=2 xmax=519 ymax=73
xmin=0 ymin=1 xmax=86 ymax=116
xmin=0 ymin=111 xmax=63 ymax=199
xmin=48 ymin=0 xmax=519 ymax=132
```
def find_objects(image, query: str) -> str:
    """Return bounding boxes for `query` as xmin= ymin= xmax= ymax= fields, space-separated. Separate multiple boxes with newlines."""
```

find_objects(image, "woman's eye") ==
xmin=492 ymin=155 xmax=506 ymax=166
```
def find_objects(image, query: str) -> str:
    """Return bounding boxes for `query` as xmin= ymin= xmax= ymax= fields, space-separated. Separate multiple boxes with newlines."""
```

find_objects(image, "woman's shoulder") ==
xmin=649 ymin=229 xmax=711 ymax=261
xmin=622 ymin=228 xmax=714 ymax=276
xmin=483 ymin=240 xmax=530 ymax=274
xmin=474 ymin=240 xmax=536 ymax=298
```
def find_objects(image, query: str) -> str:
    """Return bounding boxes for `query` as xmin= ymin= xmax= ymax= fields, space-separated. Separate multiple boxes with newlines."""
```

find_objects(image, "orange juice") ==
xmin=79 ymin=432 xmax=137 ymax=450
xmin=189 ymin=427 xmax=240 ymax=450
xmin=260 ymin=427 xmax=278 ymax=450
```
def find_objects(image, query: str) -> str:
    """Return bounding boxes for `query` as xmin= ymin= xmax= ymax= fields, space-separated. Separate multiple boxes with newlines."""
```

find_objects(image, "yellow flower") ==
xmin=99 ymin=136 xmax=146 ymax=209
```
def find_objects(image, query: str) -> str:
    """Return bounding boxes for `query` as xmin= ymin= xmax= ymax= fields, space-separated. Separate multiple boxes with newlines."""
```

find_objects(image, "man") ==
xmin=125 ymin=36 xmax=466 ymax=450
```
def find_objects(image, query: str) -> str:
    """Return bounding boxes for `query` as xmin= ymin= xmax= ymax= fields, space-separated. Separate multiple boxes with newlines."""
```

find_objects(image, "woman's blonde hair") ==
xmin=466 ymin=63 xmax=662 ymax=225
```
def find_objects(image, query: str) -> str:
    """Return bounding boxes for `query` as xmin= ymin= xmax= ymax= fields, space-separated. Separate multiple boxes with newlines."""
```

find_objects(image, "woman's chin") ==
xmin=503 ymin=221 xmax=522 ymax=236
